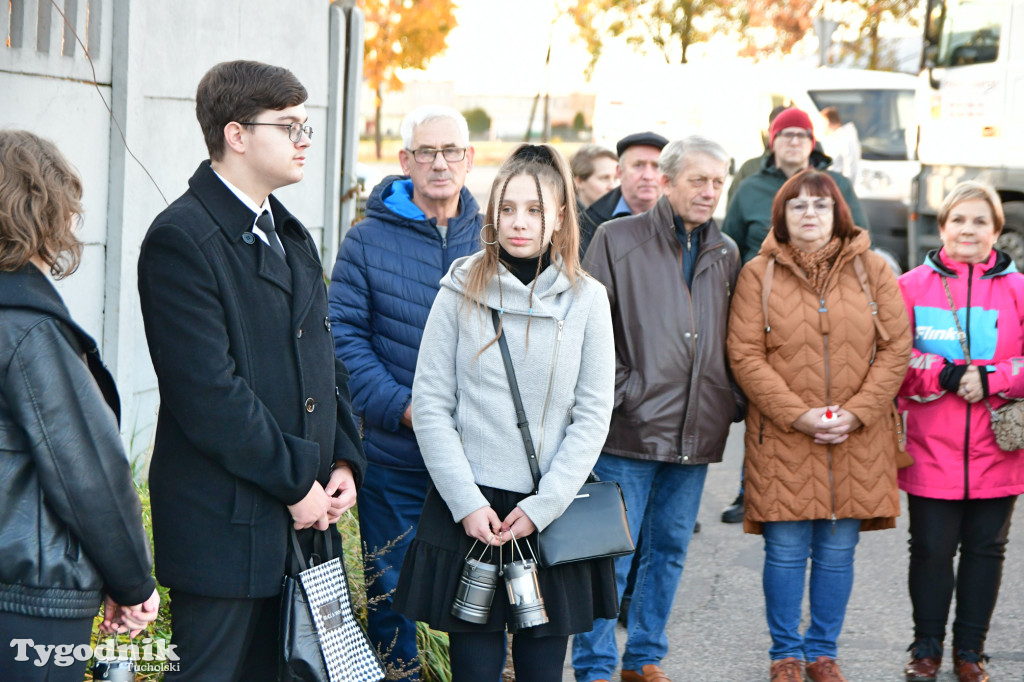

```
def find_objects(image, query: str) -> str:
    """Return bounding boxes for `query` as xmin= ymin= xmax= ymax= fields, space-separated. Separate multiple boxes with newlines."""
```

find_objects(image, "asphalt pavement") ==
xmin=560 ymin=422 xmax=1024 ymax=682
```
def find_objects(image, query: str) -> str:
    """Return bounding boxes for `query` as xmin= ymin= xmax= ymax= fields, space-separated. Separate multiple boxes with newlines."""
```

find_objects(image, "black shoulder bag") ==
xmin=491 ymin=309 xmax=634 ymax=567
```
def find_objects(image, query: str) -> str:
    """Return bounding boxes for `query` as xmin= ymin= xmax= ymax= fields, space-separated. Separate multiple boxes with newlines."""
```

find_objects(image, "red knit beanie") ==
xmin=769 ymin=108 xmax=814 ymax=147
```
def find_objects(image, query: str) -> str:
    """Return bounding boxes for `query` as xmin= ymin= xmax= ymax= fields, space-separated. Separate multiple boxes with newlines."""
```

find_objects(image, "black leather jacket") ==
xmin=0 ymin=265 xmax=155 ymax=618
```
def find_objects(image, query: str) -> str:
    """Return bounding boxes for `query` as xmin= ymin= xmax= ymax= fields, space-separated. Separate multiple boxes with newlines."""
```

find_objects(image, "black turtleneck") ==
xmin=499 ymin=245 xmax=552 ymax=286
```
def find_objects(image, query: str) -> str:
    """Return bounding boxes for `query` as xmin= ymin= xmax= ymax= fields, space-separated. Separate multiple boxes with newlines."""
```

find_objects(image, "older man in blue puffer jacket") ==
xmin=328 ymin=105 xmax=482 ymax=677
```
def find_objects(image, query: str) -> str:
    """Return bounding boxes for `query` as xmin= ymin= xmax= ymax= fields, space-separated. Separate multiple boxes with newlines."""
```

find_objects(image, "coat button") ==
xmin=242 ymin=232 xmax=256 ymax=244
xmin=684 ymin=332 xmax=692 ymax=338
xmin=324 ymin=316 xmax=331 ymax=331
xmin=296 ymin=328 xmax=303 ymax=338
xmin=305 ymin=398 xmax=316 ymax=413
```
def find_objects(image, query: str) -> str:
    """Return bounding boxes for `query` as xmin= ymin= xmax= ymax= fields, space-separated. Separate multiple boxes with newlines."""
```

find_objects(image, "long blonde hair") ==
xmin=459 ymin=144 xmax=582 ymax=352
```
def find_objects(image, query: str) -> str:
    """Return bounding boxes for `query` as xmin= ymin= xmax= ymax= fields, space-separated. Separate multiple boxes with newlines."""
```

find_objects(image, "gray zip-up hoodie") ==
xmin=412 ymin=251 xmax=615 ymax=531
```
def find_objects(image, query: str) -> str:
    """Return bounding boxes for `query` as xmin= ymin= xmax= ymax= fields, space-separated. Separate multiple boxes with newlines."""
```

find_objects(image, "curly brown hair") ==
xmin=0 ymin=130 xmax=83 ymax=278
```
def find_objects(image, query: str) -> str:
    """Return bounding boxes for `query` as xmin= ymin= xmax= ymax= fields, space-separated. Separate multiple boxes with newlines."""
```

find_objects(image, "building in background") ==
xmin=1 ymin=0 xmax=361 ymax=460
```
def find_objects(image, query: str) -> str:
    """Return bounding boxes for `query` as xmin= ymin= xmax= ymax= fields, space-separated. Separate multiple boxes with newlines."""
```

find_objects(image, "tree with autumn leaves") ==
xmin=568 ymin=0 xmax=918 ymax=72
xmin=359 ymin=0 xmax=456 ymax=158
xmin=568 ymin=0 xmax=733 ymax=71
xmin=356 ymin=0 xmax=916 ymax=160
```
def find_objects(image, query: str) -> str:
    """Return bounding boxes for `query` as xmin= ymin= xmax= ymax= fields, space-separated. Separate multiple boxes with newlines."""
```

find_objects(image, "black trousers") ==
xmin=0 ymin=612 xmax=93 ymax=682
xmin=907 ymin=493 xmax=1017 ymax=651
xmin=448 ymin=630 xmax=568 ymax=682
xmin=164 ymin=590 xmax=279 ymax=682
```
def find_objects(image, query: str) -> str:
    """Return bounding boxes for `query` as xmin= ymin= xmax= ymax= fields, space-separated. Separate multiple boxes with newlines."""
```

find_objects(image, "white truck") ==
xmin=909 ymin=0 xmax=1024 ymax=268
xmin=591 ymin=64 xmax=917 ymax=267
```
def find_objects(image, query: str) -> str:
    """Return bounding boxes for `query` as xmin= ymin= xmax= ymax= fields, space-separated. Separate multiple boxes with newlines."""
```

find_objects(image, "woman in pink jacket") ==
xmin=898 ymin=181 xmax=1024 ymax=682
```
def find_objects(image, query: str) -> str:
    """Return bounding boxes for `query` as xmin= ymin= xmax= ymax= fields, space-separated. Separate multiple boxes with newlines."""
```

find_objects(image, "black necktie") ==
xmin=255 ymin=211 xmax=286 ymax=259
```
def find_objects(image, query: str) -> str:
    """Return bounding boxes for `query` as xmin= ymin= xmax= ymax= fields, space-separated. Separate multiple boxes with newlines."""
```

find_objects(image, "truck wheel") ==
xmin=997 ymin=201 xmax=1024 ymax=270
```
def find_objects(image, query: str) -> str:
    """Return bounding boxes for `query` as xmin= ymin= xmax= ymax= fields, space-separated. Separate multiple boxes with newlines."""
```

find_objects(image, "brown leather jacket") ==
xmin=584 ymin=196 xmax=743 ymax=465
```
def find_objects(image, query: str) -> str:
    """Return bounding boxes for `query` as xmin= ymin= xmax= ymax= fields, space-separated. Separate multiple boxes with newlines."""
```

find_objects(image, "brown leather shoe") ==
xmin=906 ymin=638 xmax=943 ymax=681
xmin=904 ymin=654 xmax=941 ymax=681
xmin=953 ymin=650 xmax=989 ymax=682
xmin=769 ymin=657 xmax=804 ymax=682
xmin=620 ymin=664 xmax=671 ymax=682
xmin=806 ymin=656 xmax=847 ymax=681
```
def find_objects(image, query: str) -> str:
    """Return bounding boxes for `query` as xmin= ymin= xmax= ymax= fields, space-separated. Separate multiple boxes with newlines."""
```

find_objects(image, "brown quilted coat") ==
xmin=727 ymin=228 xmax=912 ymax=534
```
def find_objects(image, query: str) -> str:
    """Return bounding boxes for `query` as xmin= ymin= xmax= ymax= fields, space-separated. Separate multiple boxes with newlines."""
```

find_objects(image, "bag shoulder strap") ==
xmin=941 ymin=275 xmax=972 ymax=363
xmin=491 ymin=309 xmax=542 ymax=492
xmin=761 ymin=257 xmax=775 ymax=333
xmin=940 ymin=276 xmax=1001 ymax=417
xmin=853 ymin=254 xmax=890 ymax=343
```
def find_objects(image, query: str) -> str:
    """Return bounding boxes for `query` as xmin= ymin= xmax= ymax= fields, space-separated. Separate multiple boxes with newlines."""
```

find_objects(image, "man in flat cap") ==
xmin=579 ymin=131 xmax=668 ymax=256
xmin=573 ymin=136 xmax=744 ymax=682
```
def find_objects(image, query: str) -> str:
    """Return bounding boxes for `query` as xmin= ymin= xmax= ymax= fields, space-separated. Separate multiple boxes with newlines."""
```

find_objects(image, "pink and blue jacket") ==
xmin=897 ymin=248 xmax=1024 ymax=500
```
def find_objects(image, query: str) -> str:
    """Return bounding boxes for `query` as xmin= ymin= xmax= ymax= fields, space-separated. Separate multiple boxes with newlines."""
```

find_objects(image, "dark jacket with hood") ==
xmin=328 ymin=175 xmax=481 ymax=470
xmin=580 ymin=186 xmax=628 ymax=258
xmin=722 ymin=149 xmax=868 ymax=263
xmin=0 ymin=265 xmax=155 ymax=618
xmin=584 ymin=196 xmax=745 ymax=465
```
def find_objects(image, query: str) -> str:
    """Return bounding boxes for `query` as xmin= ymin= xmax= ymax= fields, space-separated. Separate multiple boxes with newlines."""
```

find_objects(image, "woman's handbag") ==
xmin=988 ymin=400 xmax=1024 ymax=451
xmin=941 ymin=276 xmax=1024 ymax=452
xmin=535 ymin=475 xmax=635 ymax=567
xmin=491 ymin=310 xmax=635 ymax=567
xmin=280 ymin=528 xmax=386 ymax=682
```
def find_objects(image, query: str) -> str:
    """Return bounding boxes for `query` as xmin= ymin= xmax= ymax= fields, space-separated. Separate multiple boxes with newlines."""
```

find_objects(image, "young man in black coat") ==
xmin=137 ymin=60 xmax=366 ymax=681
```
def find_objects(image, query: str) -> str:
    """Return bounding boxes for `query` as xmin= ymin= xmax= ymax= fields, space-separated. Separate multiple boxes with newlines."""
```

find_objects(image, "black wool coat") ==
xmin=138 ymin=161 xmax=366 ymax=599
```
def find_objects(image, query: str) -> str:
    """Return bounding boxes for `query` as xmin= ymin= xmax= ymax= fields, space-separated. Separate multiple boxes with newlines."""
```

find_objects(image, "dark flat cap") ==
xmin=616 ymin=131 xmax=669 ymax=157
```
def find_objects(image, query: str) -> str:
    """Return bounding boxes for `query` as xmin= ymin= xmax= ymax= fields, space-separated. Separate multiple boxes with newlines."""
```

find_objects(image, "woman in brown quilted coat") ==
xmin=727 ymin=170 xmax=912 ymax=682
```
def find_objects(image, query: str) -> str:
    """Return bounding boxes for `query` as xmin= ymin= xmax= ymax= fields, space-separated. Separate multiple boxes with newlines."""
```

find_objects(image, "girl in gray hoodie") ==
xmin=394 ymin=144 xmax=617 ymax=681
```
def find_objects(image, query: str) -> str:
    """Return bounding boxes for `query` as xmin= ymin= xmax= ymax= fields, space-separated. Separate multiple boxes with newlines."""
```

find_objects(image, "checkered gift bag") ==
xmin=281 ymin=529 xmax=386 ymax=682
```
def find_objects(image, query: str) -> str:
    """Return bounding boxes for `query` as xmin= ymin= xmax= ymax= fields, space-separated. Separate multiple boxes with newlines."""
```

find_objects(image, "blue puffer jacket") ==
xmin=328 ymin=175 xmax=482 ymax=469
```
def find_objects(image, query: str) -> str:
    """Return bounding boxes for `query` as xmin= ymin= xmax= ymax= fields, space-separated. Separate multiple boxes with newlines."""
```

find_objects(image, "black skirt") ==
xmin=393 ymin=484 xmax=618 ymax=636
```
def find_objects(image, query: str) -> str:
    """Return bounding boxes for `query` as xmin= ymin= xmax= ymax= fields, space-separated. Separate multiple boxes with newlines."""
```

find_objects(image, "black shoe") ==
xmin=721 ymin=493 xmax=744 ymax=523
xmin=693 ymin=520 xmax=701 ymax=534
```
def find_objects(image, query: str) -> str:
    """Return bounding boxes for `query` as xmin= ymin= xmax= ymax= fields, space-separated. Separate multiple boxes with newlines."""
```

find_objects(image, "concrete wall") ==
xmin=2 ymin=0 xmax=345 ymax=460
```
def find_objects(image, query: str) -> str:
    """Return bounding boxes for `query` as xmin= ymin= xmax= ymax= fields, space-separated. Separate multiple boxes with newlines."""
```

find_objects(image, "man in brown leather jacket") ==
xmin=572 ymin=136 xmax=744 ymax=682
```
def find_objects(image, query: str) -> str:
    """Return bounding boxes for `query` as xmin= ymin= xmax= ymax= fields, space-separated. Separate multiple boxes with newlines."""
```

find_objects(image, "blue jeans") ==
xmin=762 ymin=518 xmax=861 ymax=661
xmin=572 ymin=455 xmax=707 ymax=681
xmin=358 ymin=464 xmax=431 ymax=679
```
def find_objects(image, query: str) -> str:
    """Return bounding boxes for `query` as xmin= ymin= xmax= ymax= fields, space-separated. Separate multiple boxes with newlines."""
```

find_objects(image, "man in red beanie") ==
xmin=722 ymin=107 xmax=867 ymax=263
